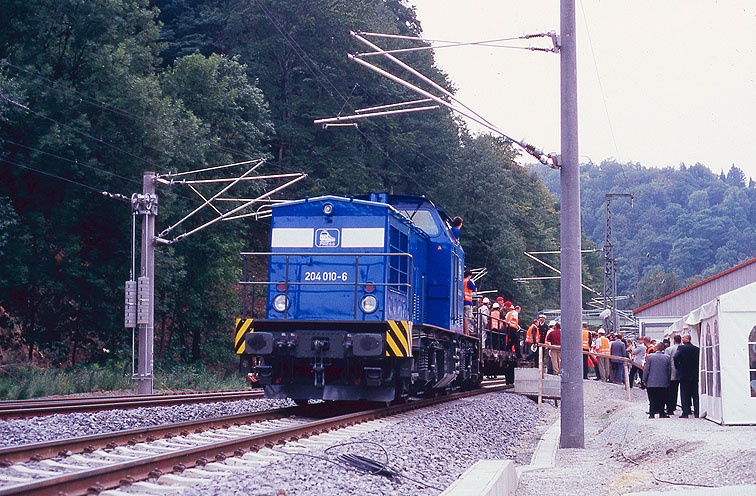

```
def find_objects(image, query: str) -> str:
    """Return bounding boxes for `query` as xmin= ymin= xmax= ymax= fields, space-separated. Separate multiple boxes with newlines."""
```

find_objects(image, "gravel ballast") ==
xmin=0 ymin=390 xmax=549 ymax=495
xmin=7 ymin=379 xmax=755 ymax=495
xmin=174 ymin=391 xmax=548 ymax=496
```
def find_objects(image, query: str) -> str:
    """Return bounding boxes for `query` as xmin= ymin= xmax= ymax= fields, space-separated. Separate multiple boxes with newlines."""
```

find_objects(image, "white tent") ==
xmin=663 ymin=281 xmax=756 ymax=425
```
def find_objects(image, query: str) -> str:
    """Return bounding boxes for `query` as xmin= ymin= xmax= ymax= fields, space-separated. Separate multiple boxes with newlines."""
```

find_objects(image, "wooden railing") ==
xmin=534 ymin=343 xmax=634 ymax=408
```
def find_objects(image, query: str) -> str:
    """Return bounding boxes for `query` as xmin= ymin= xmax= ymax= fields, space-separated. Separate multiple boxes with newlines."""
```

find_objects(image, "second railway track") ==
xmin=0 ymin=389 xmax=264 ymax=419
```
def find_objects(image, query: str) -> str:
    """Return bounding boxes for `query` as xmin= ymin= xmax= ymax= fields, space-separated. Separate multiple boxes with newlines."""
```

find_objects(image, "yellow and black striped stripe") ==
xmin=386 ymin=321 xmax=412 ymax=358
xmin=235 ymin=318 xmax=254 ymax=354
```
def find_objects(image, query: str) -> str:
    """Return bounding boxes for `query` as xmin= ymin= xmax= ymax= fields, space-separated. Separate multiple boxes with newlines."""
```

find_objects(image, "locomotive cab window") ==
xmin=397 ymin=209 xmax=439 ymax=236
xmin=389 ymin=226 xmax=409 ymax=294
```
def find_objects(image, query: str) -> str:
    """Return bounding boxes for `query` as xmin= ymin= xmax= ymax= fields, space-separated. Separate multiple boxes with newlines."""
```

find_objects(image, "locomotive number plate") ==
xmin=304 ymin=271 xmax=349 ymax=282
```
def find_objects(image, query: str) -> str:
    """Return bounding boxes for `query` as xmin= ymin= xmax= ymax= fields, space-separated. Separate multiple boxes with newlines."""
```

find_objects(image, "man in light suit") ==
xmin=643 ymin=342 xmax=672 ymax=418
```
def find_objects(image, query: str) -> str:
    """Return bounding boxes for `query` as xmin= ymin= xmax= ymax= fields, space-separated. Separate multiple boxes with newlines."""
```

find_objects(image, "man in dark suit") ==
xmin=674 ymin=334 xmax=700 ymax=418
xmin=643 ymin=342 xmax=672 ymax=418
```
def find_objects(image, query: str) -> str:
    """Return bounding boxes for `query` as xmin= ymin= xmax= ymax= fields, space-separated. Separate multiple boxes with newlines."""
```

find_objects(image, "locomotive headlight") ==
xmin=273 ymin=294 xmax=289 ymax=312
xmin=322 ymin=202 xmax=334 ymax=215
xmin=360 ymin=295 xmax=378 ymax=313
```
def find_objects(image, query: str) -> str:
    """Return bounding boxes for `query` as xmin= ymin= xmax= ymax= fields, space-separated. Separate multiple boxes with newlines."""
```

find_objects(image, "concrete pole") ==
xmin=137 ymin=172 xmax=156 ymax=394
xmin=559 ymin=0 xmax=585 ymax=448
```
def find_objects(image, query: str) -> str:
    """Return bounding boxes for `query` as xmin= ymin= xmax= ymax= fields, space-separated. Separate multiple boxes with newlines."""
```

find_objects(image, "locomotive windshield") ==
xmin=397 ymin=209 xmax=439 ymax=236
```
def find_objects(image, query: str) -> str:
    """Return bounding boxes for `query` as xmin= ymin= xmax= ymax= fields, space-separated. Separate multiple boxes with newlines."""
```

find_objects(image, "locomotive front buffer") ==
xmin=236 ymin=318 xmax=413 ymax=402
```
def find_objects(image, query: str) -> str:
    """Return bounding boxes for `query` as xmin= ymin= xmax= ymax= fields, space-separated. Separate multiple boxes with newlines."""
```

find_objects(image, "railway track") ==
xmin=0 ymin=389 xmax=264 ymax=419
xmin=0 ymin=384 xmax=513 ymax=496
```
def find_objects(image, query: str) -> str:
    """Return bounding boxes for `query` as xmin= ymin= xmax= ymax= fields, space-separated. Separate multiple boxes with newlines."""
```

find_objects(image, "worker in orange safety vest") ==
xmin=489 ymin=302 xmax=502 ymax=349
xmin=463 ymin=270 xmax=476 ymax=336
xmin=582 ymin=322 xmax=592 ymax=379
xmin=525 ymin=319 xmax=541 ymax=362
xmin=592 ymin=328 xmax=611 ymax=381
xmin=504 ymin=301 xmax=521 ymax=358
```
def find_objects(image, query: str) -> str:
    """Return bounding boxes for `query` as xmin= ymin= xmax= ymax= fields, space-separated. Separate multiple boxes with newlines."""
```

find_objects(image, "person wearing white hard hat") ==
xmin=592 ymin=328 xmax=611 ymax=381
xmin=489 ymin=302 xmax=502 ymax=349
xmin=477 ymin=297 xmax=491 ymax=343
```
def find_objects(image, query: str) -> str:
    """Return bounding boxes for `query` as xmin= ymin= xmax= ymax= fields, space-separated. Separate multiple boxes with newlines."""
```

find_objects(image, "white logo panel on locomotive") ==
xmin=315 ymin=228 xmax=339 ymax=248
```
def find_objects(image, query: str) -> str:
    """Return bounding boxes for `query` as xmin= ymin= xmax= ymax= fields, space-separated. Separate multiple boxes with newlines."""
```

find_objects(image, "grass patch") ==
xmin=0 ymin=362 xmax=246 ymax=399
xmin=153 ymin=364 xmax=244 ymax=392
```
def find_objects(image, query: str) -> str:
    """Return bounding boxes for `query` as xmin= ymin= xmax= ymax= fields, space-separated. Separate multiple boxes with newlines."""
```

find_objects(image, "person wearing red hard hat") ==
xmin=503 ymin=300 xmax=521 ymax=359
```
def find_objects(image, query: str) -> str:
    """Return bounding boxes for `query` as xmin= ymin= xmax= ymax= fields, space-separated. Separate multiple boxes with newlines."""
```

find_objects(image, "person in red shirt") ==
xmin=545 ymin=321 xmax=561 ymax=374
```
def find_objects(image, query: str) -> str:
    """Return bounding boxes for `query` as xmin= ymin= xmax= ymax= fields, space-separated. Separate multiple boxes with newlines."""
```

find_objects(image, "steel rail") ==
xmin=0 ymin=384 xmax=513 ymax=496
xmin=0 ymin=405 xmax=299 ymax=467
xmin=0 ymin=389 xmax=264 ymax=418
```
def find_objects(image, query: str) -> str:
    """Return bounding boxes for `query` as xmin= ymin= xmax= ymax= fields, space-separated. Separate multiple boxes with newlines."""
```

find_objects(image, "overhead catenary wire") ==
xmin=354 ymin=42 xmax=556 ymax=57
xmin=160 ymin=172 xmax=306 ymax=243
xmin=0 ymin=90 xmax=168 ymax=172
xmin=354 ymin=98 xmax=432 ymax=113
xmin=355 ymin=31 xmax=555 ymax=45
xmin=351 ymin=31 xmax=503 ymax=137
xmin=1 ymin=156 xmax=129 ymax=201
xmin=255 ymin=0 xmax=483 ymax=195
xmin=252 ymin=1 xmax=553 ymax=275
xmin=348 ymin=32 xmax=559 ymax=168
xmin=0 ymin=137 xmax=141 ymax=186
xmin=156 ymin=172 xmax=301 ymax=185
xmin=1 ymin=76 xmax=290 ymax=213
xmin=577 ymin=0 xmax=633 ymax=196
xmin=160 ymin=159 xmax=265 ymax=179
xmin=253 ymin=0 xmax=428 ymax=192
xmin=523 ymin=251 xmax=600 ymax=294
xmin=314 ymin=105 xmax=439 ymax=125
xmin=347 ymin=53 xmax=557 ymax=168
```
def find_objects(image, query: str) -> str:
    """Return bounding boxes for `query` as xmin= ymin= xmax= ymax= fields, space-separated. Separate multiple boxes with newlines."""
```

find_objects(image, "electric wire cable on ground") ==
xmin=273 ymin=441 xmax=443 ymax=491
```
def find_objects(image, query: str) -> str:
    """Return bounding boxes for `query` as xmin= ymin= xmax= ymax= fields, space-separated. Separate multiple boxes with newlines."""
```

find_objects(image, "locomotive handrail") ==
xmin=239 ymin=251 xmax=413 ymax=320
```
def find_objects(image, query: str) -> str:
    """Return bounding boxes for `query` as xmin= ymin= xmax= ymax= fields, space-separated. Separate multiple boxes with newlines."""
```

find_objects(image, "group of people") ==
xmin=586 ymin=328 xmax=633 ymax=384
xmin=638 ymin=334 xmax=700 ymax=418
xmin=582 ymin=328 xmax=701 ymax=419
xmin=473 ymin=293 xmax=523 ymax=357
xmin=463 ymin=262 xmax=703 ymax=420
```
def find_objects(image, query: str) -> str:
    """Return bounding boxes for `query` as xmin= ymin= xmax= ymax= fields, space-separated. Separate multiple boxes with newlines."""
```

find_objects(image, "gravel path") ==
xmin=517 ymin=380 xmax=756 ymax=495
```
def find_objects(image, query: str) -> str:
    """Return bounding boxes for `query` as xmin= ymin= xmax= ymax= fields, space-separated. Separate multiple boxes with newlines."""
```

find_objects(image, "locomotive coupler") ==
xmin=312 ymin=339 xmax=328 ymax=388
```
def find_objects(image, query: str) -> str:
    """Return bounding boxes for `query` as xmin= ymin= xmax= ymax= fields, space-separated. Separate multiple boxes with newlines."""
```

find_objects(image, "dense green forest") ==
xmin=0 ymin=0 xmax=569 ymax=371
xmin=6 ymin=1 xmax=750 ymax=375
xmin=536 ymin=161 xmax=756 ymax=310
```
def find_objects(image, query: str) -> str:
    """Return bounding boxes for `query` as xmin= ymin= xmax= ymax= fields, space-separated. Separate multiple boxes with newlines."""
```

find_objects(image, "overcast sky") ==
xmin=408 ymin=1 xmax=756 ymax=182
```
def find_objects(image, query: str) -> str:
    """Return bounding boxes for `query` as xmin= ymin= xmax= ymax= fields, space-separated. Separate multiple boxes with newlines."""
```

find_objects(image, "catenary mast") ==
xmin=559 ymin=0 xmax=585 ymax=448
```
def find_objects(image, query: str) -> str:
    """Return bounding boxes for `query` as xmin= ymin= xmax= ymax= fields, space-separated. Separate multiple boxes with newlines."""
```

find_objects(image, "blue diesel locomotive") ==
xmin=234 ymin=193 xmax=487 ymax=403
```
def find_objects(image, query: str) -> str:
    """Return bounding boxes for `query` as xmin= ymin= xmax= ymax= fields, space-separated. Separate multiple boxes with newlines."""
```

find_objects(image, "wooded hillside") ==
xmin=0 ymin=0 xmax=568 ymax=369
xmin=536 ymin=161 xmax=756 ymax=310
